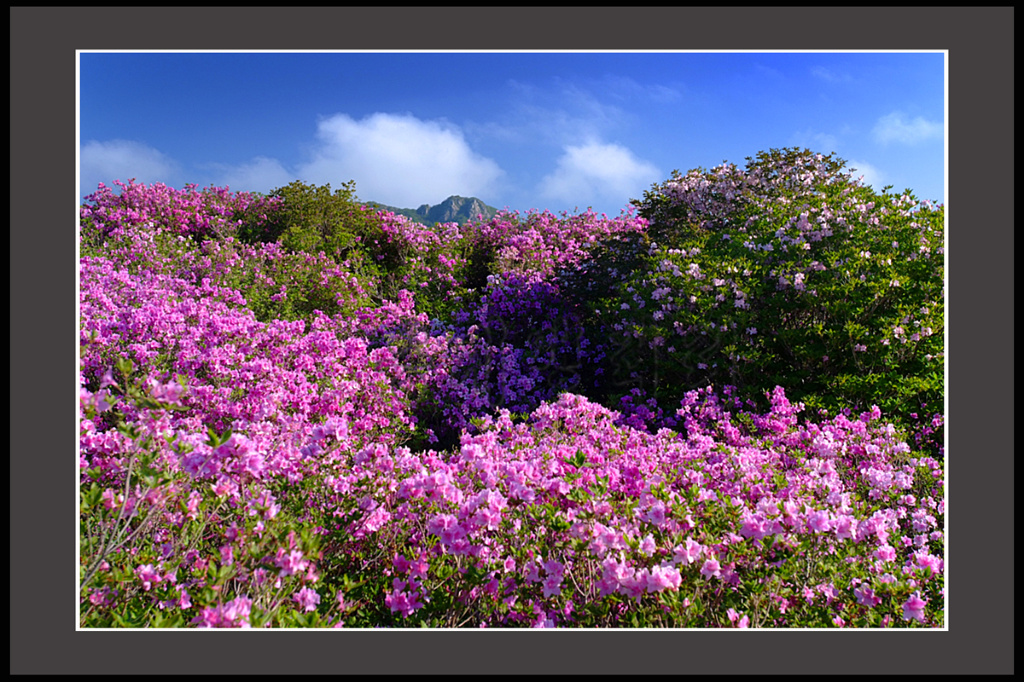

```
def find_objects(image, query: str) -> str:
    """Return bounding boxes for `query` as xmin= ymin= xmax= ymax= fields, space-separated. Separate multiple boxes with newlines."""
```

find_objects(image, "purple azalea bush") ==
xmin=79 ymin=150 xmax=945 ymax=628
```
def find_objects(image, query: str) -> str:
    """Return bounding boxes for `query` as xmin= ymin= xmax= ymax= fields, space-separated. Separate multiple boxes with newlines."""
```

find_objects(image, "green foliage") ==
xmin=255 ymin=180 xmax=357 ymax=250
xmin=251 ymin=180 xmax=385 ymax=293
xmin=568 ymin=148 xmax=945 ymax=431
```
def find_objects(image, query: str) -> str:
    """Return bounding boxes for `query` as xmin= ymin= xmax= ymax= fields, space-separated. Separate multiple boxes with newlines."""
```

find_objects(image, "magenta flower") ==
xmin=193 ymin=596 xmax=253 ymax=628
xmin=902 ymin=593 xmax=927 ymax=623
xmin=639 ymin=534 xmax=657 ymax=556
xmin=873 ymin=544 xmax=897 ymax=563
xmin=727 ymin=608 xmax=750 ymax=628
xmin=833 ymin=514 xmax=858 ymax=540
xmin=275 ymin=549 xmax=308 ymax=577
xmin=385 ymin=590 xmax=424 ymax=618
xmin=542 ymin=574 xmax=563 ymax=598
xmin=853 ymin=584 xmax=881 ymax=607
xmin=807 ymin=509 xmax=831 ymax=533
xmin=912 ymin=551 xmax=944 ymax=575
xmin=294 ymin=587 xmax=321 ymax=613
xmin=673 ymin=538 xmax=704 ymax=565
xmin=135 ymin=564 xmax=161 ymax=591
xmin=645 ymin=564 xmax=681 ymax=593
xmin=700 ymin=558 xmax=722 ymax=580
xmin=393 ymin=554 xmax=411 ymax=574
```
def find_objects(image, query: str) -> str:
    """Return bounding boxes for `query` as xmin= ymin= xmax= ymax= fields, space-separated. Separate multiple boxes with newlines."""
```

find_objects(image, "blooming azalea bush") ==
xmin=563 ymin=148 xmax=944 ymax=456
xmin=80 ymin=179 xmax=282 ymax=247
xmin=79 ymin=150 xmax=945 ymax=628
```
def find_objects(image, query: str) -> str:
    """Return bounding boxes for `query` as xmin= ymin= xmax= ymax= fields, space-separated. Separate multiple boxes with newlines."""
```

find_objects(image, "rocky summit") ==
xmin=366 ymin=195 xmax=499 ymax=226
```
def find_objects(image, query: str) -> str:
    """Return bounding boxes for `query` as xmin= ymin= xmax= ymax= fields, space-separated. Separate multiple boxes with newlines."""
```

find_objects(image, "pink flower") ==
xmin=294 ymin=587 xmax=321 ymax=613
xmin=643 ymin=501 xmax=668 ymax=527
xmin=673 ymin=538 xmax=704 ymax=565
xmin=645 ymin=564 xmax=681 ymax=593
xmin=807 ymin=509 xmax=831 ymax=533
xmin=873 ymin=544 xmax=897 ymax=563
xmin=833 ymin=514 xmax=858 ymax=540
xmin=853 ymin=584 xmax=881 ymax=608
xmin=700 ymin=558 xmax=722 ymax=580
xmin=902 ymin=593 xmax=927 ymax=623
xmin=913 ymin=551 xmax=943 ymax=575
xmin=639 ymin=534 xmax=657 ymax=556
xmin=193 ymin=596 xmax=253 ymax=628
xmin=221 ymin=596 xmax=253 ymax=627
xmin=135 ymin=564 xmax=161 ymax=591
xmin=276 ymin=549 xmax=308 ymax=577
xmin=385 ymin=590 xmax=424 ymax=618
xmin=542 ymin=574 xmax=563 ymax=598
xmin=727 ymin=608 xmax=750 ymax=628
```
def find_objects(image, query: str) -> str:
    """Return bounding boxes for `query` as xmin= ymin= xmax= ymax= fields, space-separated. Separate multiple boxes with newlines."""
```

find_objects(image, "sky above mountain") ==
xmin=79 ymin=51 xmax=945 ymax=217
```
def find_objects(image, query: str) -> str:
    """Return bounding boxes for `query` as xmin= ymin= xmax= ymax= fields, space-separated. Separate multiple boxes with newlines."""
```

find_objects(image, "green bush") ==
xmin=565 ymin=148 xmax=945 ymax=429
xmin=250 ymin=180 xmax=386 ymax=294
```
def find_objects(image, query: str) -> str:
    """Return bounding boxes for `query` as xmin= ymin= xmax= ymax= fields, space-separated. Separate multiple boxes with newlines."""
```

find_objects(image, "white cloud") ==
xmin=79 ymin=139 xmax=181 ymax=196
xmin=872 ymin=112 xmax=944 ymax=145
xmin=844 ymin=159 xmax=885 ymax=191
xmin=296 ymin=113 xmax=504 ymax=207
xmin=206 ymin=156 xmax=295 ymax=195
xmin=538 ymin=141 xmax=661 ymax=209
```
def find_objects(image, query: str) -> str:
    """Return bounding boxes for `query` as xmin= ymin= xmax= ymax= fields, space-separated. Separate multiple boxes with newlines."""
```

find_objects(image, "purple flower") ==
xmin=294 ymin=587 xmax=321 ymax=613
xmin=276 ymin=549 xmax=308 ymax=577
xmin=135 ymin=564 xmax=161 ymax=591
xmin=854 ymin=584 xmax=881 ymax=608
xmin=542 ymin=574 xmax=563 ymax=598
xmin=902 ymin=593 xmax=927 ymax=623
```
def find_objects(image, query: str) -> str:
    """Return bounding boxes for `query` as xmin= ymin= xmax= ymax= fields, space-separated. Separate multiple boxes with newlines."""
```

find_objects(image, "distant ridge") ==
xmin=364 ymin=195 xmax=499 ymax=226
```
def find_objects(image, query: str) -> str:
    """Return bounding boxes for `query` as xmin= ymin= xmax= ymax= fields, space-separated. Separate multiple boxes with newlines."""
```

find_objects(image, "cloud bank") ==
xmin=80 ymin=139 xmax=181 ymax=196
xmin=205 ymin=156 xmax=295 ymax=195
xmin=872 ymin=112 xmax=944 ymax=145
xmin=538 ymin=141 xmax=661 ymax=211
xmin=296 ymin=113 xmax=505 ymax=207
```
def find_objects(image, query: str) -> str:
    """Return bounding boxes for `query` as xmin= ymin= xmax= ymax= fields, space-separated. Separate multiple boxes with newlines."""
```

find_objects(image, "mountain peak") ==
xmin=367 ymin=195 xmax=499 ymax=226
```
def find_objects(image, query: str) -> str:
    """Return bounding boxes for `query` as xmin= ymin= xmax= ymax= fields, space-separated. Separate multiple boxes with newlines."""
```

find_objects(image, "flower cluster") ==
xmin=79 ymin=152 xmax=944 ymax=628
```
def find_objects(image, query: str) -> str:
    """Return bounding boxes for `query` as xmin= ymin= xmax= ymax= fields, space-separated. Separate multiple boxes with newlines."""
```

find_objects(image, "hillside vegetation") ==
xmin=78 ymin=148 xmax=945 ymax=628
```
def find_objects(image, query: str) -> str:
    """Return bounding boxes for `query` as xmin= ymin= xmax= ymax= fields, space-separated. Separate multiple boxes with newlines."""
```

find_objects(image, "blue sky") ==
xmin=78 ymin=51 xmax=945 ymax=217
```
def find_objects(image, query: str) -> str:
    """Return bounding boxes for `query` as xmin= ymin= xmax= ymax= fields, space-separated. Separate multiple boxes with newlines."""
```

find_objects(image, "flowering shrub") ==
xmin=566 ymin=148 xmax=944 ymax=455
xmin=80 ymin=179 xmax=281 ymax=247
xmin=80 ymin=376 xmax=944 ymax=628
xmin=79 ymin=150 xmax=945 ymax=628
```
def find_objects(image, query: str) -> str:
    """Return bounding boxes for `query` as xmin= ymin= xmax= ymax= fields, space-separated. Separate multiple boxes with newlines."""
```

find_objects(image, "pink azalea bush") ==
xmin=79 ymin=152 xmax=945 ymax=628
xmin=564 ymin=148 xmax=944 ymax=457
xmin=80 ymin=179 xmax=282 ymax=244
